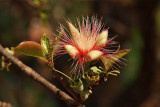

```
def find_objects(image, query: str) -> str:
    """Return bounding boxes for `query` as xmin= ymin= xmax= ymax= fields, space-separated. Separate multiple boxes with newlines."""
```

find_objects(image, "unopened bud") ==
xmin=97 ymin=30 xmax=108 ymax=47
xmin=64 ymin=45 xmax=79 ymax=59
xmin=87 ymin=50 xmax=103 ymax=61
xmin=67 ymin=21 xmax=80 ymax=39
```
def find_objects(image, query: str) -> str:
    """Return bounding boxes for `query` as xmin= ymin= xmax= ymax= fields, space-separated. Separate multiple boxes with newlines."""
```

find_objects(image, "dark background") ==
xmin=0 ymin=0 xmax=160 ymax=107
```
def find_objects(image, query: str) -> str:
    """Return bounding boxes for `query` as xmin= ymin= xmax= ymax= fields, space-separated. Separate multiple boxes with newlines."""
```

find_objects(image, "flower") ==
xmin=55 ymin=17 xmax=129 ymax=74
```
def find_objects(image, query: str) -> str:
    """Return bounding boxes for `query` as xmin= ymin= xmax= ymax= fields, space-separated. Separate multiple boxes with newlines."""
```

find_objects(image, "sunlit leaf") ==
xmin=41 ymin=34 xmax=50 ymax=55
xmin=5 ymin=48 xmax=14 ymax=55
xmin=12 ymin=41 xmax=47 ymax=61
xmin=101 ymin=49 xmax=130 ymax=71
xmin=90 ymin=66 xmax=103 ymax=74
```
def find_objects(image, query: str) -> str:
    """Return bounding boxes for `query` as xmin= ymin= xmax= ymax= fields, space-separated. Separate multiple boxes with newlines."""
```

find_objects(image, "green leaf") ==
xmin=41 ymin=34 xmax=50 ymax=55
xmin=6 ymin=62 xmax=11 ymax=71
xmin=70 ymin=78 xmax=84 ymax=93
xmin=90 ymin=66 xmax=103 ymax=74
xmin=101 ymin=49 xmax=130 ymax=71
xmin=32 ymin=0 xmax=41 ymax=6
xmin=5 ymin=48 xmax=14 ymax=55
xmin=12 ymin=41 xmax=47 ymax=61
xmin=110 ymin=70 xmax=120 ymax=74
xmin=0 ymin=56 xmax=5 ymax=70
xmin=0 ymin=56 xmax=11 ymax=71
xmin=98 ymin=66 xmax=104 ymax=70
xmin=107 ymin=70 xmax=120 ymax=76
xmin=82 ymin=66 xmax=102 ymax=86
xmin=108 ymin=72 xmax=118 ymax=76
xmin=51 ymin=30 xmax=63 ymax=63
xmin=54 ymin=30 xmax=63 ymax=42
xmin=82 ymin=75 xmax=99 ymax=86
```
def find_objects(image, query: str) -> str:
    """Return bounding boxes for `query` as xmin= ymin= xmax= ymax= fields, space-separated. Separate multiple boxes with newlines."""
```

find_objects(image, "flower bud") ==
xmin=67 ymin=21 xmax=80 ymax=39
xmin=64 ymin=45 xmax=79 ymax=59
xmin=97 ymin=30 xmax=108 ymax=47
xmin=87 ymin=50 xmax=103 ymax=61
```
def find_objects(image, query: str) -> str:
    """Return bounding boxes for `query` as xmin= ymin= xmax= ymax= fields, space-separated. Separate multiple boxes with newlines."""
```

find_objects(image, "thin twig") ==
xmin=52 ymin=71 xmax=83 ymax=104
xmin=0 ymin=44 xmax=82 ymax=107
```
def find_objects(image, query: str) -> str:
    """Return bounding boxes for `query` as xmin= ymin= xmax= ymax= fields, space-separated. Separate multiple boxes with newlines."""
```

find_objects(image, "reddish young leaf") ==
xmin=12 ymin=41 xmax=47 ymax=61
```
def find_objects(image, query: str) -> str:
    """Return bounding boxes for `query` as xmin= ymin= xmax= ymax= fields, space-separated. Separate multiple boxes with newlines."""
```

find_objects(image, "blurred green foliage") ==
xmin=121 ymin=27 xmax=144 ymax=86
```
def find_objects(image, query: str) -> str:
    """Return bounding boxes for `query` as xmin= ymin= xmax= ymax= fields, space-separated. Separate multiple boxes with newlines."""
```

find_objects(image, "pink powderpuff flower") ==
xmin=55 ymin=17 xmax=128 ymax=74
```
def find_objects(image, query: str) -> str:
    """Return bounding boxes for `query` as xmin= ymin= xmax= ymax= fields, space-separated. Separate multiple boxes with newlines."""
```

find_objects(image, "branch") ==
xmin=0 ymin=44 xmax=82 ymax=107
xmin=52 ymin=71 xmax=83 ymax=104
